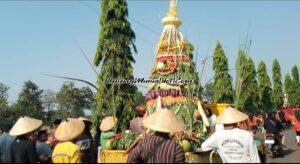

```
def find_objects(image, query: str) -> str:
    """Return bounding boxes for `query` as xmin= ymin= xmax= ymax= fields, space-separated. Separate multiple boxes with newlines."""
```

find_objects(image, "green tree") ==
xmin=292 ymin=65 xmax=299 ymax=83
xmin=0 ymin=83 xmax=13 ymax=129
xmin=133 ymin=90 xmax=146 ymax=107
xmin=257 ymin=61 xmax=273 ymax=112
xmin=204 ymin=83 xmax=214 ymax=103
xmin=213 ymin=41 xmax=234 ymax=103
xmin=242 ymin=57 xmax=260 ymax=113
xmin=94 ymin=0 xmax=138 ymax=131
xmin=15 ymin=81 xmax=44 ymax=119
xmin=0 ymin=83 xmax=9 ymax=109
xmin=42 ymin=89 xmax=57 ymax=112
xmin=42 ymin=89 xmax=58 ymax=125
xmin=272 ymin=59 xmax=284 ymax=109
xmin=284 ymin=74 xmax=293 ymax=105
xmin=287 ymin=65 xmax=300 ymax=105
xmin=291 ymin=65 xmax=300 ymax=105
xmin=56 ymin=82 xmax=96 ymax=119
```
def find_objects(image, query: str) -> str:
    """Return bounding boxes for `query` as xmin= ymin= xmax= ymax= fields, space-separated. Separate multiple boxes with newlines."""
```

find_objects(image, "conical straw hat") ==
xmin=9 ymin=116 xmax=42 ymax=136
xmin=100 ymin=116 xmax=118 ymax=132
xmin=55 ymin=119 xmax=85 ymax=142
xmin=216 ymin=107 xmax=248 ymax=124
xmin=142 ymin=109 xmax=186 ymax=133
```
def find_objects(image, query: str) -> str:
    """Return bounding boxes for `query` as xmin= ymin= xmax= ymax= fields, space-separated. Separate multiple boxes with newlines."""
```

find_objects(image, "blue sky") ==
xmin=0 ymin=1 xmax=299 ymax=103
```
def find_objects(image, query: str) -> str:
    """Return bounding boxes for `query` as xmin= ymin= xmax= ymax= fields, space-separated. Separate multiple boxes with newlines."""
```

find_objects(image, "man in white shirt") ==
xmin=201 ymin=107 xmax=261 ymax=163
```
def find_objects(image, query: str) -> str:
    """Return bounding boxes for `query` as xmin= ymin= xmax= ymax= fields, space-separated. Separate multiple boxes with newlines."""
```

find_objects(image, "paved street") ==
xmin=267 ymin=128 xmax=300 ymax=163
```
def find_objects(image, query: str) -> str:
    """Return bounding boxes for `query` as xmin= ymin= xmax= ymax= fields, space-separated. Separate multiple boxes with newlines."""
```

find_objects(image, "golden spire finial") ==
xmin=162 ymin=0 xmax=181 ymax=27
xmin=169 ymin=0 xmax=178 ymax=17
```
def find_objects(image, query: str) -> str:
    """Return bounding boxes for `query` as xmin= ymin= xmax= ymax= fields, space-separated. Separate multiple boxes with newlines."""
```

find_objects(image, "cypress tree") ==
xmin=289 ymin=65 xmax=300 ymax=105
xmin=243 ymin=58 xmax=260 ymax=113
xmin=213 ymin=41 xmax=234 ymax=103
xmin=94 ymin=0 xmax=137 ymax=131
xmin=257 ymin=61 xmax=273 ymax=112
xmin=272 ymin=59 xmax=284 ymax=109
xmin=292 ymin=65 xmax=299 ymax=83
xmin=284 ymin=74 xmax=293 ymax=105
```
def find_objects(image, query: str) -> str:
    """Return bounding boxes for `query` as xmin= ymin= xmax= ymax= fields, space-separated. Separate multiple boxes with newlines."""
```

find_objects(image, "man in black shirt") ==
xmin=9 ymin=116 xmax=42 ymax=163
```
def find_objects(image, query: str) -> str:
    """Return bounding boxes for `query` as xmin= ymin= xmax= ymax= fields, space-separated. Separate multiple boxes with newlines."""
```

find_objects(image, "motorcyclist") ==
xmin=277 ymin=109 xmax=287 ymax=128
xmin=263 ymin=112 xmax=284 ymax=156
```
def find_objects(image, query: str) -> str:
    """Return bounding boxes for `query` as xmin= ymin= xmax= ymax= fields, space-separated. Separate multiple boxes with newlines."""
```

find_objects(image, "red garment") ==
xmin=291 ymin=117 xmax=300 ymax=132
xmin=248 ymin=117 xmax=257 ymax=127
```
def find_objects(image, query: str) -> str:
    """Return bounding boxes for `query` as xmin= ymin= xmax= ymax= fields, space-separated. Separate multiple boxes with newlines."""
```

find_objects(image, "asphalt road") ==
xmin=267 ymin=128 xmax=300 ymax=163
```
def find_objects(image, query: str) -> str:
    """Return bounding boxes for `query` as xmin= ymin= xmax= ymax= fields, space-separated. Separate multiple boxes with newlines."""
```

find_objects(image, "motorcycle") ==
xmin=265 ymin=133 xmax=284 ymax=159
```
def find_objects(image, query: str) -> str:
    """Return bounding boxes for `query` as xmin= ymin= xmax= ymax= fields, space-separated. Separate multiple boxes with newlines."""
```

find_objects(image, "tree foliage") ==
xmin=0 ymin=83 xmax=9 ymax=109
xmin=285 ymin=65 xmax=300 ymax=106
xmin=0 ymin=83 xmax=13 ymax=129
xmin=292 ymin=65 xmax=299 ymax=83
xmin=15 ymin=81 xmax=44 ymax=119
xmin=204 ymin=83 xmax=214 ymax=103
xmin=257 ymin=61 xmax=273 ymax=112
xmin=241 ymin=57 xmax=260 ymax=113
xmin=94 ymin=0 xmax=138 ymax=132
xmin=56 ymin=82 xmax=96 ymax=119
xmin=284 ymin=74 xmax=293 ymax=105
xmin=272 ymin=59 xmax=284 ymax=109
xmin=213 ymin=41 xmax=234 ymax=103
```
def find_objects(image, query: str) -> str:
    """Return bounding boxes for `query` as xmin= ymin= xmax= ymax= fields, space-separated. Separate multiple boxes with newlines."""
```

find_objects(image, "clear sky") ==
xmin=0 ymin=1 xmax=299 ymax=103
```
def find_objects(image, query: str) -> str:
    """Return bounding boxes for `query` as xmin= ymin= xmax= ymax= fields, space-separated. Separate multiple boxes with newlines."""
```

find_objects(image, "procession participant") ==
xmin=52 ymin=119 xmax=85 ymax=163
xmin=194 ymin=108 xmax=220 ymax=133
xmin=274 ymin=112 xmax=286 ymax=148
xmin=48 ymin=119 xmax=61 ymax=148
xmin=36 ymin=129 xmax=52 ymax=163
xmin=9 ymin=116 xmax=43 ymax=163
xmin=128 ymin=109 xmax=186 ymax=163
xmin=200 ymin=107 xmax=260 ymax=163
xmin=74 ymin=117 xmax=94 ymax=163
xmin=130 ymin=106 xmax=146 ymax=135
xmin=248 ymin=113 xmax=258 ymax=130
xmin=205 ymin=108 xmax=217 ymax=132
xmin=0 ymin=124 xmax=15 ymax=163
xmin=264 ymin=112 xmax=284 ymax=138
xmin=99 ymin=116 xmax=118 ymax=148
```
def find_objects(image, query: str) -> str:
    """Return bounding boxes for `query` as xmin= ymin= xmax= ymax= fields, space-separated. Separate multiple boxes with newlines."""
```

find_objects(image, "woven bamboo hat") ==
xmin=100 ymin=116 xmax=118 ymax=132
xmin=216 ymin=106 xmax=248 ymax=124
xmin=55 ymin=119 xmax=85 ymax=141
xmin=142 ymin=109 xmax=186 ymax=133
xmin=9 ymin=116 xmax=42 ymax=136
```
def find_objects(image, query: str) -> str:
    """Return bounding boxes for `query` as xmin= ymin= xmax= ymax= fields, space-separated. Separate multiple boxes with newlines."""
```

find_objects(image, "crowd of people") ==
xmin=0 ymin=106 xmax=300 ymax=163
xmin=0 ymin=117 xmax=95 ymax=163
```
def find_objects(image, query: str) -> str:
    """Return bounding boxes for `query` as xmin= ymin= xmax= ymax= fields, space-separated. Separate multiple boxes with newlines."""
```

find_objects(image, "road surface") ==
xmin=267 ymin=128 xmax=300 ymax=163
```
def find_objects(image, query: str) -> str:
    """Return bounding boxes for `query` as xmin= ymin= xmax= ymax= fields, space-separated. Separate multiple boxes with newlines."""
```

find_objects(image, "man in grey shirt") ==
xmin=36 ymin=129 xmax=52 ymax=163
xmin=0 ymin=124 xmax=15 ymax=163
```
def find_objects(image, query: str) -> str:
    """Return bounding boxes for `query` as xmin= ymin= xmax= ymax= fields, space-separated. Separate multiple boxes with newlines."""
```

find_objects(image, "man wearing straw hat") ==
xmin=9 ymin=116 xmax=43 ymax=163
xmin=200 ymin=107 xmax=260 ymax=163
xmin=52 ymin=119 xmax=85 ymax=163
xmin=128 ymin=109 xmax=186 ymax=163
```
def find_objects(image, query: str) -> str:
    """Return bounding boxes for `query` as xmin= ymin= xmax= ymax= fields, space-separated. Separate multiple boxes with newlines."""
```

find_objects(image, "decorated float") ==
xmin=99 ymin=0 xmax=224 ymax=163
